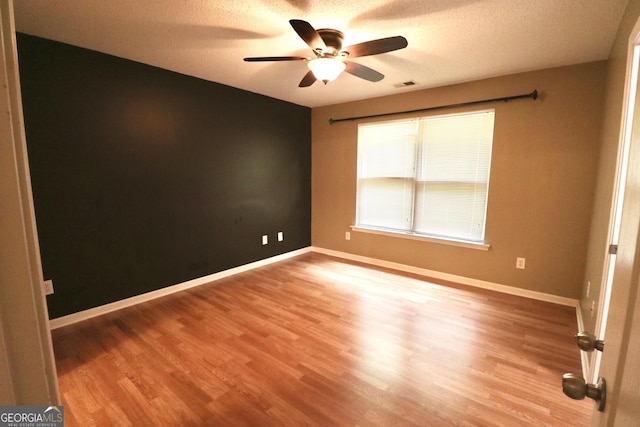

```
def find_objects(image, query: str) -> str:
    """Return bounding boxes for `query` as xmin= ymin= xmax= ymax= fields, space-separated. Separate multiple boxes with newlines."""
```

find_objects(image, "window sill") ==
xmin=351 ymin=226 xmax=491 ymax=251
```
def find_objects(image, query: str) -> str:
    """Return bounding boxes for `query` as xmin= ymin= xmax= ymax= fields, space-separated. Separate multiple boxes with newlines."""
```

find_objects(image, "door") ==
xmin=588 ymin=40 xmax=640 ymax=387
xmin=0 ymin=0 xmax=59 ymax=404
xmin=588 ymin=48 xmax=636 ymax=384
xmin=589 ymin=16 xmax=640 ymax=425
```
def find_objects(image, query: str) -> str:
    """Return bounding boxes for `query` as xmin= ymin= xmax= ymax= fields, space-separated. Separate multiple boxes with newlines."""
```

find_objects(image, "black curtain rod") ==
xmin=328 ymin=89 xmax=538 ymax=125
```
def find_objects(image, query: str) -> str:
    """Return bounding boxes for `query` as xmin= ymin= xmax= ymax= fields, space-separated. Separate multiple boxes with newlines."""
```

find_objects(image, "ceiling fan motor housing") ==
xmin=317 ymin=29 xmax=345 ymax=57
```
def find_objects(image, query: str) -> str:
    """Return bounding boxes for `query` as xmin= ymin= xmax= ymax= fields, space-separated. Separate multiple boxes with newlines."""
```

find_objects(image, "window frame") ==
xmin=354 ymin=109 xmax=495 ymax=250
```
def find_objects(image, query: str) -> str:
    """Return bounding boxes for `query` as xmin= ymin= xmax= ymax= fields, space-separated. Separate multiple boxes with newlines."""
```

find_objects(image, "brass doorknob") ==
xmin=562 ymin=373 xmax=606 ymax=411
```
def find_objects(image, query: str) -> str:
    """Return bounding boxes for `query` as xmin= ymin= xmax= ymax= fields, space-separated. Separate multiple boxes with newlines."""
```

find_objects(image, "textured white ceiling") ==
xmin=13 ymin=0 xmax=628 ymax=107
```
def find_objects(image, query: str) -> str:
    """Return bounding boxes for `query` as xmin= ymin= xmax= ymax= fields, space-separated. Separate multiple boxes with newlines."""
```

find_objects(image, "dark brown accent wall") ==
xmin=17 ymin=33 xmax=311 ymax=318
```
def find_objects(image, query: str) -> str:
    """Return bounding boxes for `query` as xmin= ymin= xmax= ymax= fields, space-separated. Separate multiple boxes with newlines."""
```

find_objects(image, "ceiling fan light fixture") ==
xmin=245 ymin=20 xmax=407 ymax=87
xmin=307 ymin=57 xmax=346 ymax=84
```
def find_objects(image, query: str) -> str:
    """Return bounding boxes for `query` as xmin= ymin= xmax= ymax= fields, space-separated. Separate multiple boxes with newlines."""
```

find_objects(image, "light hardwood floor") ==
xmin=51 ymin=252 xmax=592 ymax=426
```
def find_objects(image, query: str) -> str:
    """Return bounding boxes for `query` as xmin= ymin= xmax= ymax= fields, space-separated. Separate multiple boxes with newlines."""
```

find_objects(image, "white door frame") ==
xmin=0 ymin=0 xmax=59 ymax=404
xmin=591 ymin=13 xmax=640 ymax=426
xmin=589 ymin=37 xmax=640 ymax=385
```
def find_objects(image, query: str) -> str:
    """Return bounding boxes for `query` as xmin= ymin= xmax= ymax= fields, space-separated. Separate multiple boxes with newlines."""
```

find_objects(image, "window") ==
xmin=356 ymin=109 xmax=495 ymax=244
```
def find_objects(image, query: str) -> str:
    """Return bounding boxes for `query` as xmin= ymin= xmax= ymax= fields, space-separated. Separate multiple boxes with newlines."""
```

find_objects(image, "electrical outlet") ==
xmin=43 ymin=280 xmax=54 ymax=295
xmin=516 ymin=257 xmax=526 ymax=270
xmin=345 ymin=231 xmax=351 ymax=240
xmin=262 ymin=235 xmax=268 ymax=245
xmin=277 ymin=231 xmax=283 ymax=242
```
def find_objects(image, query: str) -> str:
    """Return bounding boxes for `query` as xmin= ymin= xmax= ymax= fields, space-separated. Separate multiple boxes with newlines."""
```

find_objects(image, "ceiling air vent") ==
xmin=394 ymin=80 xmax=418 ymax=88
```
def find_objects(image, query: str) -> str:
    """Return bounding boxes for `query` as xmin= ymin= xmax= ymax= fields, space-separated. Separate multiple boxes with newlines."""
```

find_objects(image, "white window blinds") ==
xmin=356 ymin=110 xmax=495 ymax=243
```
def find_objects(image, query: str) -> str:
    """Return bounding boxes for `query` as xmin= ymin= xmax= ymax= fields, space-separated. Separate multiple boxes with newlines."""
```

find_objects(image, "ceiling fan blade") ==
xmin=290 ymin=19 xmax=326 ymax=53
xmin=244 ymin=56 xmax=308 ymax=62
xmin=345 ymin=61 xmax=384 ymax=82
xmin=298 ymin=70 xmax=317 ymax=87
xmin=344 ymin=36 xmax=408 ymax=58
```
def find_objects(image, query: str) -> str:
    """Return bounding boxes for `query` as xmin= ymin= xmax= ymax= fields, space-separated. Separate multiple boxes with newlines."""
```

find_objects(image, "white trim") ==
xmin=49 ymin=248 xmax=311 ymax=329
xmin=576 ymin=301 xmax=585 ymax=334
xmin=50 ymin=245 xmax=580 ymax=329
xmin=351 ymin=226 xmax=491 ymax=251
xmin=575 ymin=305 xmax=590 ymax=379
xmin=588 ymin=18 xmax=640 ymax=385
xmin=1 ymin=0 xmax=60 ymax=404
xmin=311 ymin=247 xmax=579 ymax=307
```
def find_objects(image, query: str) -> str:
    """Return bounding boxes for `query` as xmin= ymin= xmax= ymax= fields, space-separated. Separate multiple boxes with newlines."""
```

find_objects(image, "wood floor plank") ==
xmin=51 ymin=253 xmax=592 ymax=426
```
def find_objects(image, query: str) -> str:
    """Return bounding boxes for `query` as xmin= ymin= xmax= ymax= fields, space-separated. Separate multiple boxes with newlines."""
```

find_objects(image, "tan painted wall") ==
xmin=581 ymin=0 xmax=640 ymax=336
xmin=312 ymin=62 xmax=606 ymax=299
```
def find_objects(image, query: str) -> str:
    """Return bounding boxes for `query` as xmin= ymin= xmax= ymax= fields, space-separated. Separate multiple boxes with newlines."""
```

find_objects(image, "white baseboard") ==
xmin=49 ymin=247 xmax=312 ymax=329
xmin=311 ymin=246 xmax=580 ymax=307
xmin=50 ymin=245 xmax=580 ymax=330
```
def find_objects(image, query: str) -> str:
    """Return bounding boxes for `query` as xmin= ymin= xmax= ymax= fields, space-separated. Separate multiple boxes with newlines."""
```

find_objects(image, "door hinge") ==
xmin=609 ymin=244 xmax=618 ymax=255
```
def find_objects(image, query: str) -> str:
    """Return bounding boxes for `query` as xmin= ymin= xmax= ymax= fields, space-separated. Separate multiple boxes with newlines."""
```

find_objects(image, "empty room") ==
xmin=2 ymin=0 xmax=640 ymax=426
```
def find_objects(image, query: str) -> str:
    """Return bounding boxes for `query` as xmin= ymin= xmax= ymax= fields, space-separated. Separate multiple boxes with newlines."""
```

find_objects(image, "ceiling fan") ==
xmin=244 ymin=19 xmax=408 ymax=87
